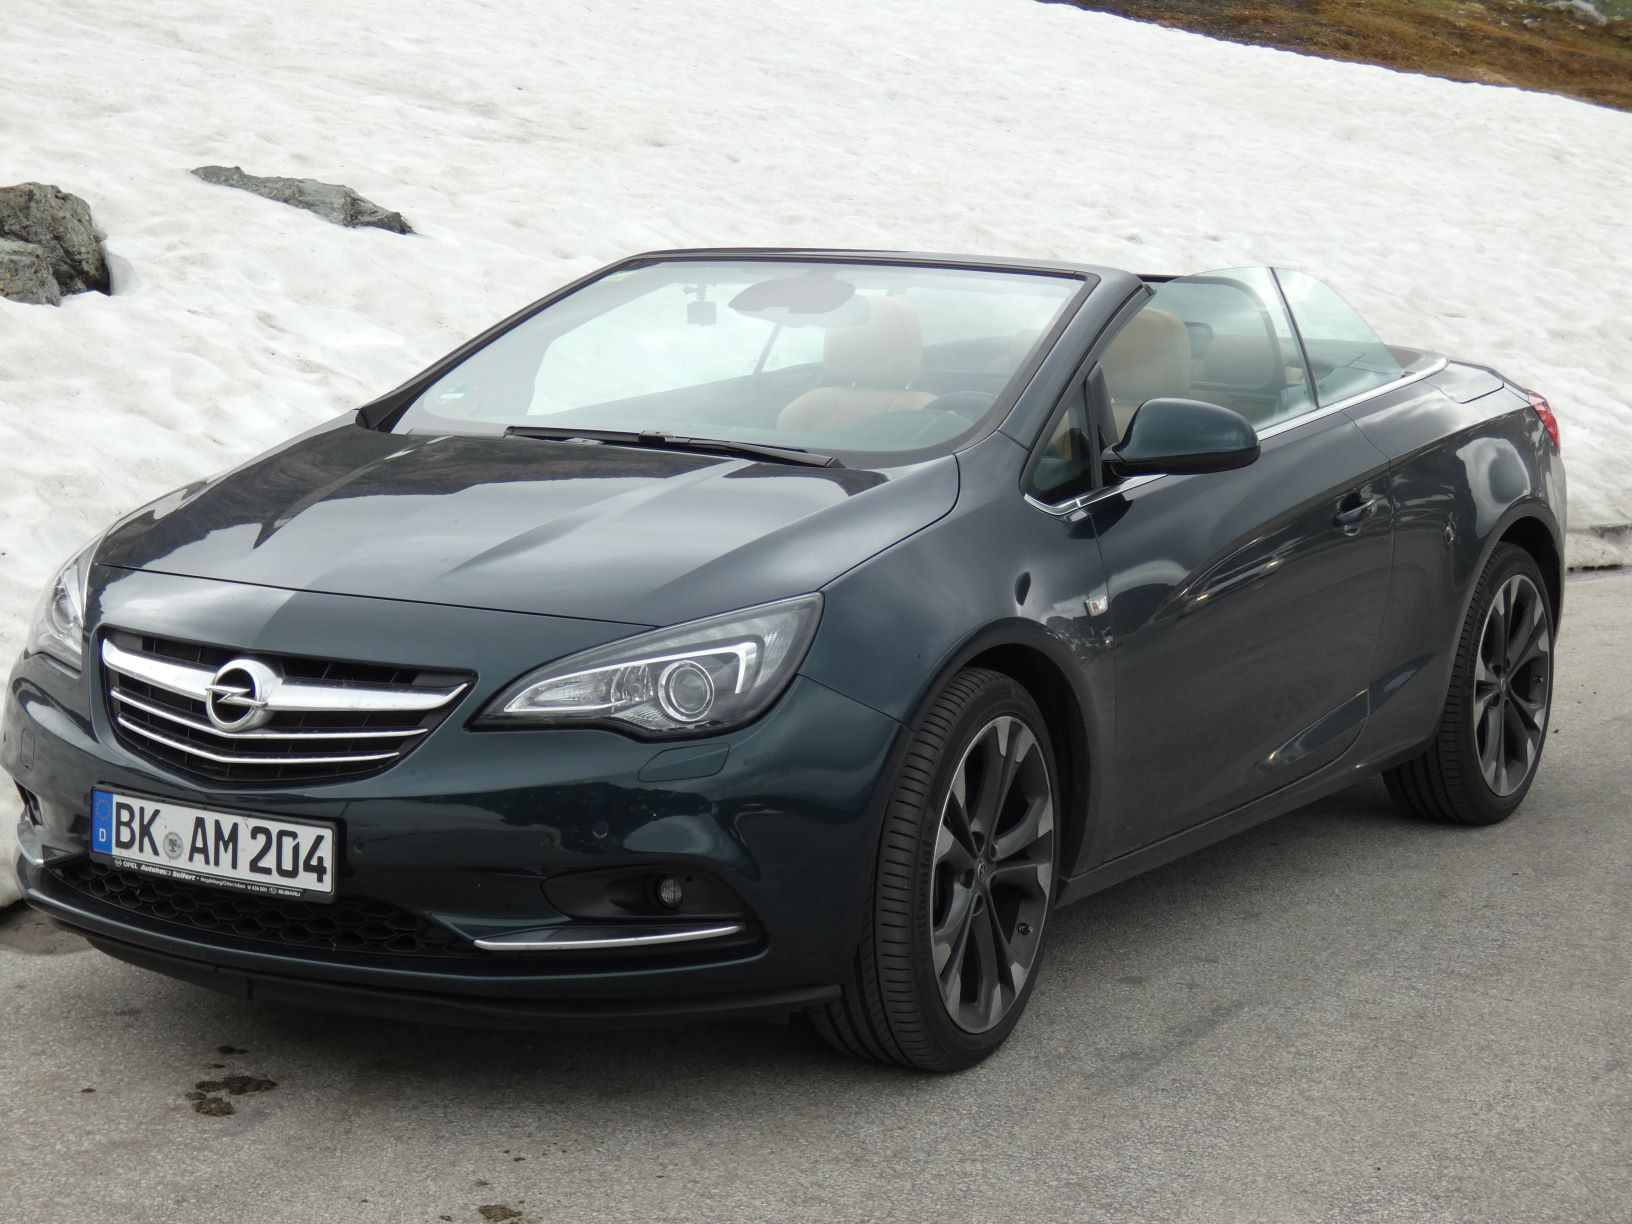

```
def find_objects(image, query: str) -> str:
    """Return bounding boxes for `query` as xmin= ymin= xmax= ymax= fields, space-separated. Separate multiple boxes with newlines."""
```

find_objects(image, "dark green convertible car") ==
xmin=6 ymin=249 xmax=1565 ymax=1069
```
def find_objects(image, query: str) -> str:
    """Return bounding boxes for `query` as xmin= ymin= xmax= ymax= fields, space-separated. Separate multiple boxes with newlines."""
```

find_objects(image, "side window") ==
xmin=1100 ymin=269 xmax=1318 ymax=439
xmin=1029 ymin=379 xmax=1098 ymax=504
xmin=1274 ymin=269 xmax=1404 ymax=405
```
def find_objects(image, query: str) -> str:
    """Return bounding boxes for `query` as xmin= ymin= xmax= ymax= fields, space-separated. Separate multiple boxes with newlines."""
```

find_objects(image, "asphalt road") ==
xmin=2 ymin=572 xmax=1628 ymax=1224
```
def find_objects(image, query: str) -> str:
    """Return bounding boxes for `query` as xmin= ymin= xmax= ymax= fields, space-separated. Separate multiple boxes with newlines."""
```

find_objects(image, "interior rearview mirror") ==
xmin=1104 ymin=397 xmax=1261 ymax=478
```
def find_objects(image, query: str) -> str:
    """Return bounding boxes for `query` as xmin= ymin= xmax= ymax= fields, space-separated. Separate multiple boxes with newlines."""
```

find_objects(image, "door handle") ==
xmin=1334 ymin=496 xmax=1383 ymax=534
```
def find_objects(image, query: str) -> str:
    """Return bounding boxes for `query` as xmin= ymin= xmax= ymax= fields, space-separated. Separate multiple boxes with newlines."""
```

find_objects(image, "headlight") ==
xmin=480 ymin=594 xmax=822 ymax=736
xmin=25 ymin=542 xmax=96 ymax=673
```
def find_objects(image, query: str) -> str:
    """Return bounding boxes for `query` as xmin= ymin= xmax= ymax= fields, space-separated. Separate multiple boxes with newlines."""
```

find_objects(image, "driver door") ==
xmin=1084 ymin=269 xmax=1395 ymax=855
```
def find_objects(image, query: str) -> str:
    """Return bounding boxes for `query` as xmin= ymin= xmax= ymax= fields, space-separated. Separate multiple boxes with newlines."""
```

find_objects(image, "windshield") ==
xmin=392 ymin=259 xmax=1084 ymax=458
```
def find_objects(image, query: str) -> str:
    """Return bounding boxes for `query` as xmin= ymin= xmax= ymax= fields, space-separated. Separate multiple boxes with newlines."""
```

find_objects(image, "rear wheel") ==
xmin=1384 ymin=544 xmax=1555 ymax=825
xmin=810 ymin=668 xmax=1060 ymax=1071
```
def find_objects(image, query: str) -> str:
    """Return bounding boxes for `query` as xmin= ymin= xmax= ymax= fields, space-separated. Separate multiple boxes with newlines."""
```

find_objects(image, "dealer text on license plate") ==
xmin=90 ymin=789 xmax=335 ymax=900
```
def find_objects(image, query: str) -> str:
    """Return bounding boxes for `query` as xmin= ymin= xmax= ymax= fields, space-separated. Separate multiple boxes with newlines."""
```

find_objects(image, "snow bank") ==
xmin=2 ymin=0 xmax=1630 ymax=896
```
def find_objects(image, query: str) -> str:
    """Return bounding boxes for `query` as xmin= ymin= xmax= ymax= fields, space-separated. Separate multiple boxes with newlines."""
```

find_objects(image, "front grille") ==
xmin=100 ymin=630 xmax=470 ymax=785
xmin=52 ymin=858 xmax=474 ymax=957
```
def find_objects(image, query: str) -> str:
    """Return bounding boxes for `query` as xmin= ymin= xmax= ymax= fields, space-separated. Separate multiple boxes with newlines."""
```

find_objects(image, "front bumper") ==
xmin=4 ymin=569 xmax=906 ymax=1022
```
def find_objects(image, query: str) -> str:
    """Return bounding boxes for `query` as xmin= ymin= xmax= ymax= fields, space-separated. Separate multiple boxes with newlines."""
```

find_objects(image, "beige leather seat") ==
xmin=1100 ymin=307 xmax=1192 ymax=439
xmin=777 ymin=296 xmax=937 ymax=433
xmin=1197 ymin=334 xmax=1281 ymax=389
xmin=1196 ymin=334 xmax=1312 ymax=425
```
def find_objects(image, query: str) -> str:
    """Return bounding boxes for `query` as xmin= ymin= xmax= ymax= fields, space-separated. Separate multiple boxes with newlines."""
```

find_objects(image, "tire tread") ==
xmin=1384 ymin=543 xmax=1552 ymax=826
xmin=811 ymin=668 xmax=1033 ymax=1070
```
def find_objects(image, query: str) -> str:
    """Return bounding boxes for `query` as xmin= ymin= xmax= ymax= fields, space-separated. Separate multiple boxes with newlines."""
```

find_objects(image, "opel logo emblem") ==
xmin=204 ymin=658 xmax=280 ymax=732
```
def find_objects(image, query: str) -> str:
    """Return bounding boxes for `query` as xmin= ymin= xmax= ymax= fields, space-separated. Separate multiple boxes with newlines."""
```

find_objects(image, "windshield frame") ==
xmin=360 ymin=250 xmax=1098 ymax=469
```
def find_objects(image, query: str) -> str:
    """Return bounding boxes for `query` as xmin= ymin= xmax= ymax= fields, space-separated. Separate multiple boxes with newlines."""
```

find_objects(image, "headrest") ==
xmin=1199 ymin=335 xmax=1283 ymax=389
xmin=824 ymin=296 xmax=923 ymax=387
xmin=1100 ymin=308 xmax=1192 ymax=405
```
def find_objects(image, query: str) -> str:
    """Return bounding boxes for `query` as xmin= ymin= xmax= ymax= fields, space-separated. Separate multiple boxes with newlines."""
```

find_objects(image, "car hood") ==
xmin=97 ymin=421 xmax=959 ymax=626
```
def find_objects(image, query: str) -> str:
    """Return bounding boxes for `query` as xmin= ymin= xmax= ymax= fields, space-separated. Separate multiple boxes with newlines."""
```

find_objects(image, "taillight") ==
xmin=1527 ymin=391 xmax=1561 ymax=452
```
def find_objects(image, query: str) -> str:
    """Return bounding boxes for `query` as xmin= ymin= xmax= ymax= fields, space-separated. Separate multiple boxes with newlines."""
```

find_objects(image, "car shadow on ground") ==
xmin=4 ymin=775 xmax=1449 ymax=1089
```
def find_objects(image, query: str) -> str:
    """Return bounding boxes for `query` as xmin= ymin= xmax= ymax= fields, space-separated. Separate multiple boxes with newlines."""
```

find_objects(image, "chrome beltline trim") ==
xmin=473 ymin=922 xmax=747 ymax=952
xmin=113 ymin=716 xmax=401 ymax=767
xmin=1025 ymin=355 xmax=1449 ymax=519
xmin=100 ymin=639 xmax=465 ymax=713
xmin=109 ymin=688 xmax=428 ymax=741
xmin=1255 ymin=355 xmax=1449 ymax=441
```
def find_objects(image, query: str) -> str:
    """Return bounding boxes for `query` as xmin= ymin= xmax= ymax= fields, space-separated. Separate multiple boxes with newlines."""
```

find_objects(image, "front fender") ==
xmin=802 ymin=435 xmax=1115 ymax=875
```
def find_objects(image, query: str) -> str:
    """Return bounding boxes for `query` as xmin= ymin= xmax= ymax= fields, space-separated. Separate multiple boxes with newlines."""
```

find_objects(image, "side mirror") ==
xmin=1103 ymin=397 xmax=1260 ymax=478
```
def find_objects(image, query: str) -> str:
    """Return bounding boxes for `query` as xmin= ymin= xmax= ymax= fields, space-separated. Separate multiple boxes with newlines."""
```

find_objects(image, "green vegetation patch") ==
xmin=1047 ymin=0 xmax=1632 ymax=111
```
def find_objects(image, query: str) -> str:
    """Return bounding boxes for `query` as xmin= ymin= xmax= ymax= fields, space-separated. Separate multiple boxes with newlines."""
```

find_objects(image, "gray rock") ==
xmin=0 ymin=183 xmax=110 ymax=295
xmin=0 ymin=237 xmax=62 ymax=306
xmin=190 ymin=165 xmax=412 ymax=234
xmin=1543 ymin=0 xmax=1610 ymax=26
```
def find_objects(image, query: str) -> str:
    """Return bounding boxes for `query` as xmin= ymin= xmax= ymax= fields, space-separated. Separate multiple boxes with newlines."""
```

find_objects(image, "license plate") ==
xmin=90 ymin=789 xmax=336 ymax=902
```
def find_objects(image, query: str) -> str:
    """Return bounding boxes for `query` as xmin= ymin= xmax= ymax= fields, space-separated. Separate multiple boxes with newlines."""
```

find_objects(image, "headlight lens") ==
xmin=25 ymin=543 xmax=96 ymax=673
xmin=480 ymin=594 xmax=823 ymax=736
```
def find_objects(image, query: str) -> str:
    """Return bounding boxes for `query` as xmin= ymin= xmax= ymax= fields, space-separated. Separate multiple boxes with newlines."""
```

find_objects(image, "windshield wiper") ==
xmin=502 ymin=426 xmax=842 ymax=468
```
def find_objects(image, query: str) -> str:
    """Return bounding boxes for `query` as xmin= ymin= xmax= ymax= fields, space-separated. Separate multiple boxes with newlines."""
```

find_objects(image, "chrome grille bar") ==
xmin=101 ymin=639 xmax=466 ymax=713
xmin=114 ymin=716 xmax=402 ymax=767
xmin=99 ymin=633 xmax=469 ymax=783
xmin=109 ymin=689 xmax=429 ymax=742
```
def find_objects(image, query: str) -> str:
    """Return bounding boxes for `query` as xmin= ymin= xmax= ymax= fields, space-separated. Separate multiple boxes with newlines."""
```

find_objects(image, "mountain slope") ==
xmin=1047 ymin=0 xmax=1632 ymax=111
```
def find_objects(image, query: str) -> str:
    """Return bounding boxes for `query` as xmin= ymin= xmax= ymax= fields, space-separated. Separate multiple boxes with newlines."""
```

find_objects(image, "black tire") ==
xmin=810 ymin=668 xmax=1061 ymax=1071
xmin=1384 ymin=543 xmax=1555 ymax=826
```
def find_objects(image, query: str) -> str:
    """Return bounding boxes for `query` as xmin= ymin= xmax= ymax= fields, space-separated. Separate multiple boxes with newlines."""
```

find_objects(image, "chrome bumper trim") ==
xmin=15 ymin=818 xmax=84 ymax=870
xmin=473 ymin=922 xmax=746 ymax=952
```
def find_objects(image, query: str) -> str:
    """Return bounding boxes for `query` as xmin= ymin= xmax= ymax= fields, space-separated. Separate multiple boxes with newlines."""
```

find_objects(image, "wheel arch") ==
xmin=908 ymin=623 xmax=1102 ymax=880
xmin=1496 ymin=510 xmax=1564 ymax=624
xmin=1453 ymin=500 xmax=1564 ymax=636
xmin=1422 ymin=499 xmax=1565 ymax=728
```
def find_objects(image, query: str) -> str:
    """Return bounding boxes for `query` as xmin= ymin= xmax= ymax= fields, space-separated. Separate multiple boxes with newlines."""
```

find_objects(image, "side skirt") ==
xmin=1053 ymin=743 xmax=1408 ymax=907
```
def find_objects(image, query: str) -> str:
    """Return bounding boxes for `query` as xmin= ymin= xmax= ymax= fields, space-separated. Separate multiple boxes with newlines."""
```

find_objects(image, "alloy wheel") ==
xmin=929 ymin=714 xmax=1056 ymax=1034
xmin=1473 ymin=573 xmax=1552 ymax=797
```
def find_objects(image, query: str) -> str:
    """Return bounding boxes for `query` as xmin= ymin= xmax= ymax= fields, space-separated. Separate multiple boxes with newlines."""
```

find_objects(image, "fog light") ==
xmin=655 ymin=875 xmax=685 ymax=910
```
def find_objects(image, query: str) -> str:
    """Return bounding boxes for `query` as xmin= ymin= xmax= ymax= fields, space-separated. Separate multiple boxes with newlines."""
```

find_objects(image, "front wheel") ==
xmin=810 ymin=668 xmax=1060 ymax=1071
xmin=1385 ymin=543 xmax=1555 ymax=826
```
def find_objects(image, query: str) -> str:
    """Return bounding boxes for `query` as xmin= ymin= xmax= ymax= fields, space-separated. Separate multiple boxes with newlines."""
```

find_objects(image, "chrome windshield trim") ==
xmin=109 ymin=688 xmax=428 ymax=741
xmin=113 ymin=716 xmax=402 ymax=767
xmin=473 ymin=922 xmax=747 ymax=952
xmin=100 ymin=639 xmax=466 ymax=714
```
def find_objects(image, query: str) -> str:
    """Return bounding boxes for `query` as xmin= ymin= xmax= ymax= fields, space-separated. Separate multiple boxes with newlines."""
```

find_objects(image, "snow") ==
xmin=3 ymin=0 xmax=1631 ymax=902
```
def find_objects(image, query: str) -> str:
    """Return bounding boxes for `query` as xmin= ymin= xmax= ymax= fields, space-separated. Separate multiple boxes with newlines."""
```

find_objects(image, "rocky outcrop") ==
xmin=0 ymin=238 xmax=61 ymax=306
xmin=190 ymin=165 xmax=413 ymax=234
xmin=0 ymin=183 xmax=110 ymax=300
